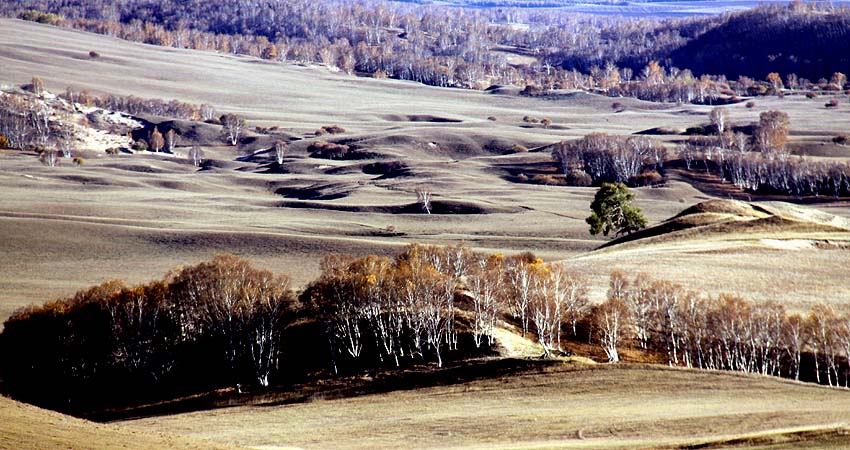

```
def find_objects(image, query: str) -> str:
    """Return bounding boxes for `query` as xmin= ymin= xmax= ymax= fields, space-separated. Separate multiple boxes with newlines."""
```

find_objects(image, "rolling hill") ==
xmin=1 ymin=17 xmax=849 ymax=319
xmin=0 ymin=395 xmax=240 ymax=450
xmin=1 ymin=17 xmax=850 ymax=450
xmin=119 ymin=362 xmax=850 ymax=450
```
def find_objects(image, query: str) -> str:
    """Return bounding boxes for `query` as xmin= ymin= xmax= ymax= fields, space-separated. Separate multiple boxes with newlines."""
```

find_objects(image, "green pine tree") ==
xmin=586 ymin=182 xmax=647 ymax=236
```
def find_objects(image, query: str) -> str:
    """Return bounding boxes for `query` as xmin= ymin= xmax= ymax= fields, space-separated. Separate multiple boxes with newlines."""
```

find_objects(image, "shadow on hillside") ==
xmin=98 ymin=358 xmax=561 ymax=423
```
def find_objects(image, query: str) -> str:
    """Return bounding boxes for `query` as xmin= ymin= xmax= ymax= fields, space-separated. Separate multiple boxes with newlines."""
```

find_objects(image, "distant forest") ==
xmin=3 ymin=1 xmax=850 ymax=101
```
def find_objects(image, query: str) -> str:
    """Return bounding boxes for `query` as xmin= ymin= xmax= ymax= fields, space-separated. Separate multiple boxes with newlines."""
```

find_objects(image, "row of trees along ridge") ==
xmin=3 ymin=246 xmax=849 ymax=416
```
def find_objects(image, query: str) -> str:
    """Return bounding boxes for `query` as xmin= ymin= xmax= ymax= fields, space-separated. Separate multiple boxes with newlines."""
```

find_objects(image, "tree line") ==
xmin=0 ymin=83 xmax=247 ymax=158
xmin=59 ymin=88 xmax=215 ymax=121
xmin=5 ymin=1 xmax=850 ymax=103
xmin=552 ymin=133 xmax=666 ymax=187
xmin=596 ymin=271 xmax=850 ymax=386
xmin=1 ymin=255 xmax=295 ymax=413
xmin=3 ymin=246 xmax=849 ymax=415
xmin=0 ymin=79 xmax=63 ymax=151
xmin=679 ymin=108 xmax=850 ymax=198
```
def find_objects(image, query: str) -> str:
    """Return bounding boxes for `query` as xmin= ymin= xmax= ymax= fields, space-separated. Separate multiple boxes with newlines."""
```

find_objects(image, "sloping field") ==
xmin=573 ymin=200 xmax=850 ymax=309
xmin=2 ymin=18 xmax=850 ymax=450
xmin=0 ymin=395 xmax=241 ymax=450
xmin=120 ymin=363 xmax=850 ymax=450
xmin=1 ymin=19 xmax=849 ymax=317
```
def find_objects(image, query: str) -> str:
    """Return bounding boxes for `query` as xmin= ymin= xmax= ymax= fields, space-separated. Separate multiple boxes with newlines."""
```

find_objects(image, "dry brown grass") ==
xmin=0 ymin=395 xmax=242 ymax=450
xmin=120 ymin=363 xmax=850 ymax=450
xmin=1 ymin=19 xmax=850 ymax=450
xmin=1 ymin=18 xmax=849 ymax=319
xmin=576 ymin=199 xmax=850 ymax=310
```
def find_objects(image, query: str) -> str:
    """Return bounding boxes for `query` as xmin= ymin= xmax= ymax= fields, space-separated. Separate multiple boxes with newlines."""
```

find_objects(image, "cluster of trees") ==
xmin=2 ymin=80 xmax=255 ymax=160
xmin=0 ymin=246 xmax=594 ymax=412
xmin=6 ymin=1 xmax=850 ymax=103
xmin=59 ymin=88 xmax=215 ymax=121
xmin=0 ymin=81 xmax=68 ymax=151
xmin=4 ymin=247 xmax=850 ymax=414
xmin=552 ymin=133 xmax=666 ymax=187
xmin=680 ymin=109 xmax=850 ymax=197
xmin=668 ymin=3 xmax=850 ymax=82
xmin=306 ymin=246 xmax=592 ymax=369
xmin=1 ymin=255 xmax=296 ymax=412
xmin=596 ymin=272 xmax=850 ymax=386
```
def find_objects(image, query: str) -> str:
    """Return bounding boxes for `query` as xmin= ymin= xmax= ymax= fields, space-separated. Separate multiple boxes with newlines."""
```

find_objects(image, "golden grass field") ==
xmin=2 ymin=18 xmax=850 ymax=450
xmin=119 ymin=362 xmax=850 ymax=450
xmin=0 ymin=395 xmax=242 ymax=450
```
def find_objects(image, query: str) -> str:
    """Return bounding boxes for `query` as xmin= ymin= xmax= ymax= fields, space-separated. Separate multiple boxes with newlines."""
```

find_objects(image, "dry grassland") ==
xmin=120 ymin=363 xmax=850 ymax=450
xmin=0 ymin=395 xmax=242 ymax=450
xmin=1 ymin=18 xmax=850 ymax=450
xmin=1 ymin=19 xmax=848 ymax=322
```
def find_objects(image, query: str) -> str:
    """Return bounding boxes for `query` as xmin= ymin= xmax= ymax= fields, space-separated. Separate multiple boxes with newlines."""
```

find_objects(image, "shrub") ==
xmin=611 ymin=102 xmax=624 ymax=111
xmin=632 ymin=170 xmax=664 ymax=187
xmin=363 ymin=160 xmax=406 ymax=176
xmin=530 ymin=174 xmax=566 ymax=186
xmin=520 ymin=85 xmax=544 ymax=96
xmin=833 ymin=135 xmax=850 ymax=145
xmin=826 ymin=98 xmax=840 ymax=108
xmin=321 ymin=125 xmax=346 ymax=134
xmin=308 ymin=140 xmax=349 ymax=159
xmin=105 ymin=147 xmax=120 ymax=155
xmin=747 ymin=85 xmax=768 ymax=96
xmin=73 ymin=157 xmax=85 ymax=165
xmin=805 ymin=92 xmax=818 ymax=99
xmin=565 ymin=169 xmax=593 ymax=187
xmin=516 ymin=173 xmax=529 ymax=182
xmin=88 ymin=51 xmax=100 ymax=59
xmin=746 ymin=101 xmax=756 ymax=109
xmin=20 ymin=10 xmax=61 ymax=25
xmin=0 ymin=134 xmax=9 ymax=149
xmin=131 ymin=140 xmax=148 ymax=152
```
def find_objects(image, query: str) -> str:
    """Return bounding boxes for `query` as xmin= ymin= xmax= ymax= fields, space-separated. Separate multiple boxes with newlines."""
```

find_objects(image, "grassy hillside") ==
xmin=0 ymin=395 xmax=240 ymax=450
xmin=121 ymin=362 xmax=850 ymax=449
xmin=1 ymin=18 xmax=849 ymax=323
xmin=10 ymin=358 xmax=850 ymax=449
xmin=2 ymin=19 xmax=850 ymax=450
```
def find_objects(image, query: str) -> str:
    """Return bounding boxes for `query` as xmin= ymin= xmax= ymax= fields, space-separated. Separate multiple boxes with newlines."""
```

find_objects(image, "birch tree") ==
xmin=594 ymin=296 xmax=629 ymax=363
xmin=221 ymin=113 xmax=246 ymax=146
xmin=468 ymin=254 xmax=503 ymax=348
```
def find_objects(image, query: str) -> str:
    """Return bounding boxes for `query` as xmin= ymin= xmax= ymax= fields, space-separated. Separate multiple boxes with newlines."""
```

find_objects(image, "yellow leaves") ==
xmin=529 ymin=258 xmax=550 ymax=276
